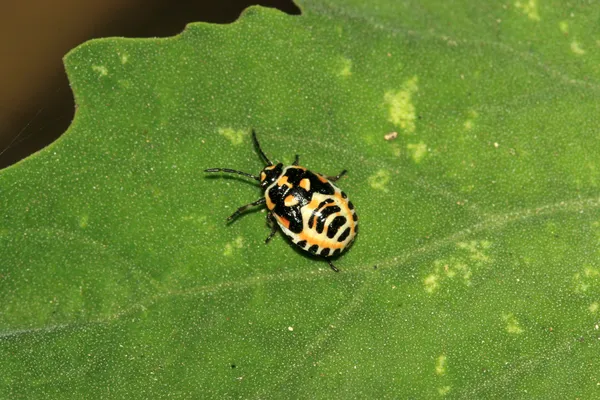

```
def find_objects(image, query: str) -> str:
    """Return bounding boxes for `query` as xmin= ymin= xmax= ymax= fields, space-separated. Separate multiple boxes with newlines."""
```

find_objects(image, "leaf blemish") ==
xmin=435 ymin=354 xmax=447 ymax=376
xmin=384 ymin=76 xmax=418 ymax=134
xmin=368 ymin=169 xmax=390 ymax=192
xmin=559 ymin=21 xmax=569 ymax=34
xmin=514 ymin=0 xmax=541 ymax=21
xmin=79 ymin=215 xmax=88 ymax=229
xmin=464 ymin=110 xmax=479 ymax=131
xmin=424 ymin=273 xmax=439 ymax=293
xmin=573 ymin=266 xmax=600 ymax=293
xmin=218 ymin=128 xmax=247 ymax=146
xmin=223 ymin=237 xmax=244 ymax=256
xmin=407 ymin=142 xmax=427 ymax=163
xmin=503 ymin=313 xmax=524 ymax=334
xmin=339 ymin=57 xmax=352 ymax=77
xmin=424 ymin=240 xmax=492 ymax=293
xmin=119 ymin=53 xmax=129 ymax=64
xmin=92 ymin=66 xmax=108 ymax=77
xmin=570 ymin=40 xmax=586 ymax=55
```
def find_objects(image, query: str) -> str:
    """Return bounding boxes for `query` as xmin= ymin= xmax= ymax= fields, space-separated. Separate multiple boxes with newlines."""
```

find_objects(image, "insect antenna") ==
xmin=252 ymin=129 xmax=273 ymax=166
xmin=204 ymin=168 xmax=260 ymax=181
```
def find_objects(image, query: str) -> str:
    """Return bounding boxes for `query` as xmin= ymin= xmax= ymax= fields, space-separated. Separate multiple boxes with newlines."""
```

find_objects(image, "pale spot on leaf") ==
xmin=218 ymin=128 xmax=247 ymax=145
xmin=570 ymin=40 xmax=586 ymax=55
xmin=589 ymin=302 xmax=598 ymax=313
xmin=339 ymin=58 xmax=352 ymax=77
xmin=435 ymin=354 xmax=447 ymax=376
xmin=515 ymin=0 xmax=540 ymax=21
xmin=92 ymin=66 xmax=108 ymax=77
xmin=503 ymin=313 xmax=524 ymax=334
xmin=573 ymin=266 xmax=600 ymax=293
xmin=424 ymin=240 xmax=492 ymax=293
xmin=384 ymin=76 xmax=418 ymax=133
xmin=438 ymin=386 xmax=451 ymax=396
xmin=559 ymin=21 xmax=569 ymax=34
xmin=368 ymin=169 xmax=390 ymax=192
xmin=407 ymin=142 xmax=427 ymax=163
xmin=424 ymin=274 xmax=439 ymax=293
xmin=223 ymin=237 xmax=244 ymax=256
xmin=464 ymin=110 xmax=478 ymax=131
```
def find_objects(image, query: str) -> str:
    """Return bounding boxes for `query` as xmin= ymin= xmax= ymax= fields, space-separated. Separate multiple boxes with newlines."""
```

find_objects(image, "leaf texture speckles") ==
xmin=2 ymin=1 xmax=600 ymax=398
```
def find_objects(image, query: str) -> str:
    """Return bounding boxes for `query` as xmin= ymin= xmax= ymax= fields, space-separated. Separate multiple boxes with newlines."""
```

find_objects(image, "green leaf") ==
xmin=2 ymin=1 xmax=600 ymax=397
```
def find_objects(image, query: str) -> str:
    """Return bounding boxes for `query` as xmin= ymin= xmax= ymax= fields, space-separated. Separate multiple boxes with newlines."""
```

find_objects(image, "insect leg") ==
xmin=292 ymin=154 xmax=300 ymax=166
xmin=264 ymin=212 xmax=278 ymax=244
xmin=227 ymin=197 xmax=266 ymax=221
xmin=326 ymin=258 xmax=340 ymax=272
xmin=327 ymin=169 xmax=347 ymax=182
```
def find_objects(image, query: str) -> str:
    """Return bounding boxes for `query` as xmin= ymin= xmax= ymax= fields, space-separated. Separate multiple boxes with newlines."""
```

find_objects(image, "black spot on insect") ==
xmin=352 ymin=213 xmax=358 ymax=222
xmin=338 ymin=227 xmax=351 ymax=242
xmin=309 ymin=199 xmax=334 ymax=228
xmin=308 ymin=244 xmax=319 ymax=254
xmin=327 ymin=216 xmax=347 ymax=239
xmin=321 ymin=248 xmax=330 ymax=257
xmin=316 ymin=205 xmax=341 ymax=233
xmin=348 ymin=201 xmax=355 ymax=210
xmin=341 ymin=191 xmax=347 ymax=199
xmin=296 ymin=240 xmax=307 ymax=248
xmin=332 ymin=248 xmax=341 ymax=257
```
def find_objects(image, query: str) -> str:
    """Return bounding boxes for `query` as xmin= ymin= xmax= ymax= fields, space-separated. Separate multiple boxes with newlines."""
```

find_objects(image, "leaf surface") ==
xmin=2 ymin=1 xmax=600 ymax=398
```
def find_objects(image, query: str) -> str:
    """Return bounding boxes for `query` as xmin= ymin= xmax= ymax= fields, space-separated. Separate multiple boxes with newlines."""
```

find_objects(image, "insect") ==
xmin=205 ymin=130 xmax=358 ymax=272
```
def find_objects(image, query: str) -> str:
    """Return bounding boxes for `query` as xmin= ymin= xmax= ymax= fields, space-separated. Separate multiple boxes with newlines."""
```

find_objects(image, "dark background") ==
xmin=0 ymin=0 xmax=300 ymax=169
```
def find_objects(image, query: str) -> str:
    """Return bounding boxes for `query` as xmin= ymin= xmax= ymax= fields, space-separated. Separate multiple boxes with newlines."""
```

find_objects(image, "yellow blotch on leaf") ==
xmin=464 ymin=110 xmax=479 ymax=131
xmin=407 ymin=142 xmax=427 ymax=163
xmin=424 ymin=274 xmax=439 ymax=294
xmin=570 ymin=40 xmax=586 ymax=55
xmin=224 ymin=237 xmax=244 ymax=256
xmin=384 ymin=76 xmax=418 ymax=133
xmin=438 ymin=386 xmax=451 ymax=396
xmin=92 ymin=65 xmax=108 ymax=77
xmin=368 ymin=169 xmax=391 ymax=192
xmin=339 ymin=58 xmax=352 ymax=77
xmin=218 ymin=128 xmax=247 ymax=145
xmin=515 ymin=0 xmax=540 ymax=21
xmin=435 ymin=355 xmax=447 ymax=376
xmin=503 ymin=313 xmax=524 ymax=334
xmin=573 ymin=266 xmax=600 ymax=293
xmin=559 ymin=21 xmax=569 ymax=34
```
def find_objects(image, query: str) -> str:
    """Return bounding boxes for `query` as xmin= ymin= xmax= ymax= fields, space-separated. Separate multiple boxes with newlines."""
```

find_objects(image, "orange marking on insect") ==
xmin=260 ymin=172 xmax=266 ymax=182
xmin=277 ymin=175 xmax=290 ymax=187
xmin=277 ymin=215 xmax=290 ymax=229
xmin=265 ymin=194 xmax=275 ymax=210
xmin=299 ymin=178 xmax=311 ymax=191
xmin=284 ymin=194 xmax=298 ymax=207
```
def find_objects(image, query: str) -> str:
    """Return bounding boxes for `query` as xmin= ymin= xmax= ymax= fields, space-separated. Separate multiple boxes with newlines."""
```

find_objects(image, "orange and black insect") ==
xmin=205 ymin=130 xmax=358 ymax=272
